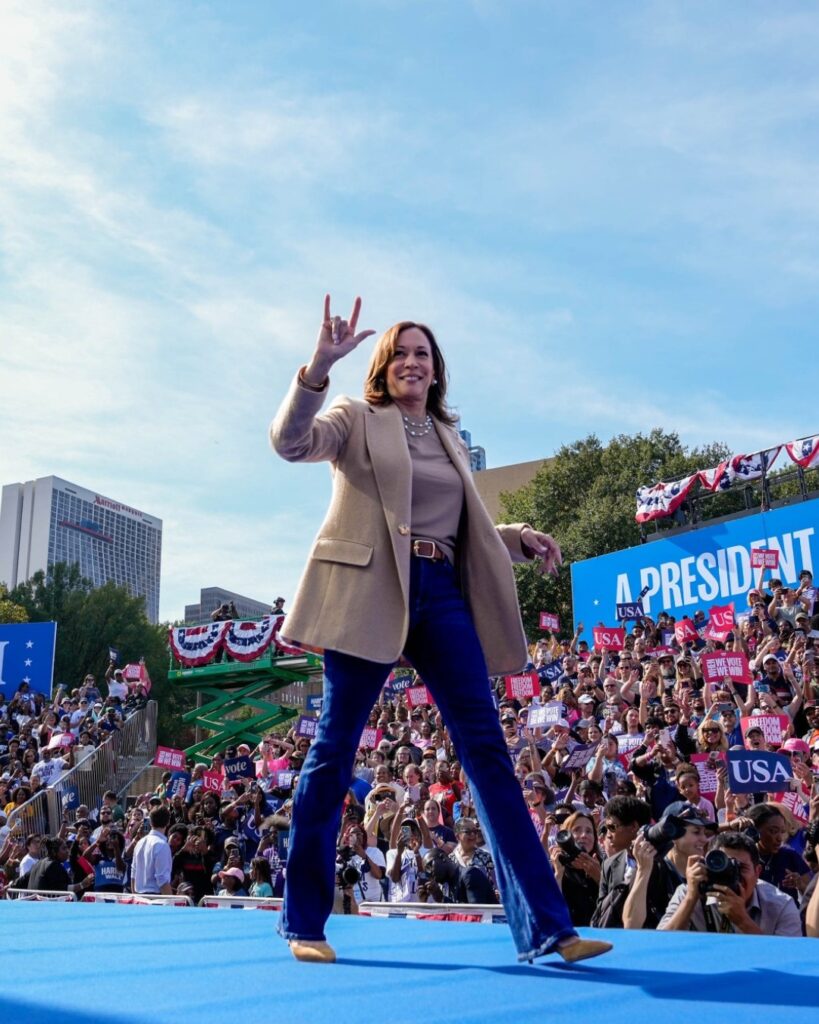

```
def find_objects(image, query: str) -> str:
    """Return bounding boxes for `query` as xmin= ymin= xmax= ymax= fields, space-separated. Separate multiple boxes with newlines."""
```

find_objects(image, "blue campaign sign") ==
xmin=538 ymin=662 xmax=564 ymax=684
xmin=727 ymin=750 xmax=793 ymax=794
xmin=305 ymin=695 xmax=324 ymax=713
xmin=616 ymin=602 xmax=644 ymax=621
xmin=571 ymin=497 xmax=819 ymax=631
xmin=224 ymin=755 xmax=255 ymax=780
xmin=0 ymin=621 xmax=57 ymax=698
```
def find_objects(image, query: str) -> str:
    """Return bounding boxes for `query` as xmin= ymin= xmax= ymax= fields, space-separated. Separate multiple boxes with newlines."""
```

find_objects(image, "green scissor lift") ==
xmin=169 ymin=642 xmax=324 ymax=763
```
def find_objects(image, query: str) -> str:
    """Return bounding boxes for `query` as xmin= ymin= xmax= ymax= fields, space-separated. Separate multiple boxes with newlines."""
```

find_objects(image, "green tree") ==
xmin=9 ymin=563 xmax=194 ymax=746
xmin=500 ymin=430 xmax=731 ymax=639
xmin=0 ymin=583 xmax=28 ymax=624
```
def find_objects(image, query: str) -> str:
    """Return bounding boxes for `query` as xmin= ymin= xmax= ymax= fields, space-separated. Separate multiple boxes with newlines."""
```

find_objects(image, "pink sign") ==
xmin=772 ymin=785 xmax=811 ymax=825
xmin=674 ymin=618 xmax=698 ymax=644
xmin=740 ymin=714 xmax=789 ymax=747
xmin=504 ymin=671 xmax=539 ymax=699
xmin=154 ymin=746 xmax=186 ymax=770
xmin=751 ymin=548 xmax=780 ymax=570
xmin=645 ymin=646 xmax=676 ymax=656
xmin=691 ymin=752 xmax=725 ymax=800
xmin=539 ymin=612 xmax=560 ymax=631
xmin=406 ymin=685 xmax=433 ymax=708
xmin=592 ymin=626 xmax=625 ymax=650
xmin=202 ymin=769 xmax=223 ymax=792
xmin=359 ymin=727 xmax=383 ymax=750
xmin=700 ymin=651 xmax=752 ymax=685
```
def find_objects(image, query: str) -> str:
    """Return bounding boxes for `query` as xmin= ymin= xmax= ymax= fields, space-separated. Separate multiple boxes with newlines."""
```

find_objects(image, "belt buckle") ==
xmin=412 ymin=539 xmax=436 ymax=559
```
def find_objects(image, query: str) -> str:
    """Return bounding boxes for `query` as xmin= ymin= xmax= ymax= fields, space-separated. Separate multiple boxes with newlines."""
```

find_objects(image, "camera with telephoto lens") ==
xmin=555 ymin=829 xmax=583 ymax=865
xmin=698 ymin=849 xmax=742 ymax=896
xmin=639 ymin=814 xmax=687 ymax=857
xmin=335 ymin=845 xmax=361 ymax=888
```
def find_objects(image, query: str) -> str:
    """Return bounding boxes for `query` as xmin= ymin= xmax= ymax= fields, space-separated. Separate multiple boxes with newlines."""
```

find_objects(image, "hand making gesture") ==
xmin=302 ymin=295 xmax=376 ymax=387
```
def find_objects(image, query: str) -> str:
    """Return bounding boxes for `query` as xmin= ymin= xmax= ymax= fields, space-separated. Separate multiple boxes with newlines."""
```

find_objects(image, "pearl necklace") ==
xmin=402 ymin=412 xmax=434 ymax=437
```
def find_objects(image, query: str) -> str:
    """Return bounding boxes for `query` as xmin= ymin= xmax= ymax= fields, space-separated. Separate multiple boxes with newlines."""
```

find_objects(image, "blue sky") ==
xmin=1 ymin=1 xmax=818 ymax=622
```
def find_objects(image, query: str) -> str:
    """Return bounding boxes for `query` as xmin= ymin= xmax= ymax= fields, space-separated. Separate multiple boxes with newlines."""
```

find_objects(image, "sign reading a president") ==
xmin=0 ymin=621 xmax=57 ymax=698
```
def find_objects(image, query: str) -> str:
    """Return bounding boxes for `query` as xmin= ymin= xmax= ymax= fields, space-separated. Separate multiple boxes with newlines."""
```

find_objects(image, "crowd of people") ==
xmin=2 ymin=570 xmax=818 ymax=939
xmin=0 ymin=661 xmax=149 ymax=859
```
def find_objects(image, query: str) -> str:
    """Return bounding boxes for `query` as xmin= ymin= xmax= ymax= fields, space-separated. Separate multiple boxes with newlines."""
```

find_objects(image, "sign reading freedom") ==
xmin=571 ymin=497 xmax=818 ymax=632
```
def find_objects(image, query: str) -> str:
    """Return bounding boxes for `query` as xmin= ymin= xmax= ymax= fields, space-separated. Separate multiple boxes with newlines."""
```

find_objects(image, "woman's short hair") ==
xmin=363 ymin=321 xmax=456 ymax=424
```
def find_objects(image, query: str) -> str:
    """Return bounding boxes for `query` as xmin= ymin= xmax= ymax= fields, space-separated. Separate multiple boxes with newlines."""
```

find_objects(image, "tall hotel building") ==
xmin=0 ymin=476 xmax=162 ymax=623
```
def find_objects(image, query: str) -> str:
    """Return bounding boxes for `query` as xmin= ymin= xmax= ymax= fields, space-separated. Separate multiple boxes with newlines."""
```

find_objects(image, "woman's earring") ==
xmin=433 ymin=378 xmax=438 ymax=385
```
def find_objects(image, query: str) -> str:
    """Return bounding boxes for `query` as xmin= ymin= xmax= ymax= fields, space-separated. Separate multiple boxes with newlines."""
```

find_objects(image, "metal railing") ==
xmin=6 ymin=889 xmax=77 ymax=902
xmin=7 ymin=701 xmax=158 ymax=838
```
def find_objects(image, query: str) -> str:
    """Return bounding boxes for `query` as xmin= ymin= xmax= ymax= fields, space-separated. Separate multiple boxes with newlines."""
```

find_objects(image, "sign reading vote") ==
xmin=616 ymin=602 xmax=644 ymax=621
xmin=700 ymin=651 xmax=752 ymax=685
xmin=727 ymin=750 xmax=793 ymax=793
xmin=751 ymin=548 xmax=780 ymax=570
xmin=154 ymin=746 xmax=186 ymax=771
xmin=504 ymin=671 xmax=539 ymax=699
xmin=296 ymin=716 xmax=318 ymax=739
xmin=592 ymin=626 xmax=625 ymax=650
xmin=526 ymin=702 xmax=563 ymax=728
xmin=224 ymin=755 xmax=255 ymax=780
xmin=539 ymin=612 xmax=560 ymax=631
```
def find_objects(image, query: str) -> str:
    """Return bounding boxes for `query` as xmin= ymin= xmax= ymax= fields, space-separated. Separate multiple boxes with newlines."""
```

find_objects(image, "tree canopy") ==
xmin=500 ymin=429 xmax=732 ymax=639
xmin=8 ymin=563 xmax=193 ymax=745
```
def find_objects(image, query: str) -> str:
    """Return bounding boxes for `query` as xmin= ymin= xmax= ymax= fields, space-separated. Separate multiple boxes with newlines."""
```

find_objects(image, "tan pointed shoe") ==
xmin=288 ymin=940 xmax=337 ymax=964
xmin=556 ymin=938 xmax=613 ymax=963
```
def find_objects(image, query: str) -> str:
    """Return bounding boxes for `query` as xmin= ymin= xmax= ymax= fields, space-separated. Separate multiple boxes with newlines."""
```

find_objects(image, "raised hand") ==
xmin=304 ymin=295 xmax=376 ymax=385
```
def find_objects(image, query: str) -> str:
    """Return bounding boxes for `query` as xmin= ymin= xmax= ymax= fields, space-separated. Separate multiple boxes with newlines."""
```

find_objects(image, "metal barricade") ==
xmin=198 ymin=895 xmax=283 ymax=910
xmin=7 ymin=889 xmax=77 ymax=902
xmin=8 ymin=702 xmax=158 ymax=838
xmin=358 ymin=901 xmax=507 ymax=925
xmin=81 ymin=892 xmax=193 ymax=907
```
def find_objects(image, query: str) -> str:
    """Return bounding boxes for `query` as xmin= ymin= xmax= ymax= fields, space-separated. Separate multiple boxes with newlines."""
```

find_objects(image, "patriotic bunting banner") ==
xmin=223 ymin=616 xmax=277 ymax=661
xmin=698 ymin=461 xmax=730 ymax=492
xmin=725 ymin=447 xmax=781 ymax=486
xmin=635 ymin=475 xmax=698 ymax=524
xmin=786 ymin=435 xmax=819 ymax=469
xmin=636 ymin=435 xmax=819 ymax=522
xmin=168 ymin=622 xmax=228 ymax=666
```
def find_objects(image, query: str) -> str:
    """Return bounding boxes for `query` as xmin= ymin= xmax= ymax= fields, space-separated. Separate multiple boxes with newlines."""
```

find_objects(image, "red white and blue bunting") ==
xmin=169 ymin=615 xmax=302 ymax=666
xmin=786 ymin=435 xmax=819 ymax=469
xmin=636 ymin=435 xmax=819 ymax=522
xmin=169 ymin=622 xmax=228 ymax=666
xmin=635 ymin=474 xmax=698 ymax=524
xmin=223 ymin=616 xmax=277 ymax=662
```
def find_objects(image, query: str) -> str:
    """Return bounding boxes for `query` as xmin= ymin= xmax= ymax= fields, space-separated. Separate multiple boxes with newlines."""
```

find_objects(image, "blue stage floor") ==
xmin=2 ymin=902 xmax=818 ymax=1024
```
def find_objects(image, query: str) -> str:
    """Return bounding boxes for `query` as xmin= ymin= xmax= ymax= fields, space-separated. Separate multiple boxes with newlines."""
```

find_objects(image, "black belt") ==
xmin=411 ymin=539 xmax=449 ymax=562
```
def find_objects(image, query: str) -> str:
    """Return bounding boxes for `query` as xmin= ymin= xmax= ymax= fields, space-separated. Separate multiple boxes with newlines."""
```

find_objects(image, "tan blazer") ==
xmin=269 ymin=374 xmax=532 ymax=675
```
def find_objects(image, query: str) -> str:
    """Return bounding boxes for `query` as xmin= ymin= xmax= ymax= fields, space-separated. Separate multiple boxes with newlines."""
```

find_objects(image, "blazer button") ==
xmin=398 ymin=524 xmax=410 ymax=536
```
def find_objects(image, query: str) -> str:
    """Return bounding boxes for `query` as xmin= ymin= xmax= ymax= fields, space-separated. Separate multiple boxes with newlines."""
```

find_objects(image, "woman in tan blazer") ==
xmin=270 ymin=296 xmax=611 ymax=966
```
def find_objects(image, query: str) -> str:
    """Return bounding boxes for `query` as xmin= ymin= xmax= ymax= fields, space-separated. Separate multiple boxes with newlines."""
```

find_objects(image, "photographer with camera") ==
xmin=622 ymin=801 xmax=716 ymax=929
xmin=336 ymin=821 xmax=385 ymax=907
xmin=548 ymin=811 xmax=602 ymax=926
xmin=658 ymin=832 xmax=802 ymax=935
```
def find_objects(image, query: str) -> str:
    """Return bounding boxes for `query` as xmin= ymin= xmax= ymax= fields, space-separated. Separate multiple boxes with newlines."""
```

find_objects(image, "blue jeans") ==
xmin=277 ymin=556 xmax=577 ymax=958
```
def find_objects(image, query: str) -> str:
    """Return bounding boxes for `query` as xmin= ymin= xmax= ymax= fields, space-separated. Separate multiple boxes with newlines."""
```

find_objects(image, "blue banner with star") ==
xmin=0 ymin=621 xmax=58 ymax=698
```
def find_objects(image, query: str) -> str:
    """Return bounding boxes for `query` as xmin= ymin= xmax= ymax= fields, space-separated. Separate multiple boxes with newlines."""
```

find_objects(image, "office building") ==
xmin=457 ymin=425 xmax=487 ymax=473
xmin=0 ymin=476 xmax=162 ymax=622
xmin=184 ymin=586 xmax=274 ymax=624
